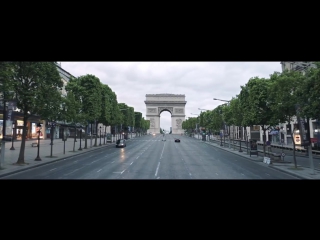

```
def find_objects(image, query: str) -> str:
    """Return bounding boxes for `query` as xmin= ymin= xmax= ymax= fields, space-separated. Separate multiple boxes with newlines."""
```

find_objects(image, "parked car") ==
xmin=116 ymin=139 xmax=126 ymax=148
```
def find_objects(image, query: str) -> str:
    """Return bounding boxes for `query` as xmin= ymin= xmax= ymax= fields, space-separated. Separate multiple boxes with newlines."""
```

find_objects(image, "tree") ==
xmin=98 ymin=83 xmax=112 ymax=141
xmin=269 ymin=70 xmax=304 ymax=167
xmin=239 ymin=77 xmax=278 ymax=156
xmin=229 ymin=96 xmax=244 ymax=151
xmin=12 ymin=62 xmax=63 ymax=164
xmin=77 ymin=74 xmax=102 ymax=147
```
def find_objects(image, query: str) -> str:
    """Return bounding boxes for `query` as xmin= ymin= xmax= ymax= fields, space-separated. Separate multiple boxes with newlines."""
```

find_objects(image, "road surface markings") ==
xmin=50 ymin=168 xmax=57 ymax=171
xmin=111 ymin=161 xmax=115 ymax=163
xmin=160 ymin=142 xmax=166 ymax=159
xmin=97 ymin=169 xmax=102 ymax=172
xmin=65 ymin=168 xmax=80 ymax=176
xmin=130 ymin=162 xmax=133 ymax=165
xmin=121 ymin=169 xmax=126 ymax=174
xmin=265 ymin=173 xmax=270 ymax=176
xmin=241 ymin=173 xmax=245 ymax=176
xmin=215 ymin=173 xmax=219 ymax=175
xmin=157 ymin=176 xmax=160 ymax=179
xmin=73 ymin=160 xmax=78 ymax=163
xmin=91 ymin=160 xmax=98 ymax=164
xmin=136 ymin=156 xmax=139 ymax=159
xmin=155 ymin=162 xmax=160 ymax=176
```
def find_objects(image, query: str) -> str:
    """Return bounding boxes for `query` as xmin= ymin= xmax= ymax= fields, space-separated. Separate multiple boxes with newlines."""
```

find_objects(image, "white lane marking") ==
xmin=91 ymin=160 xmax=98 ymax=163
xmin=73 ymin=160 xmax=78 ymax=163
xmin=136 ymin=156 xmax=139 ymax=159
xmin=241 ymin=173 xmax=245 ymax=176
xmin=215 ymin=173 xmax=219 ymax=175
xmin=130 ymin=162 xmax=133 ymax=165
xmin=121 ymin=169 xmax=126 ymax=174
xmin=50 ymin=168 xmax=57 ymax=171
xmin=265 ymin=173 xmax=270 ymax=176
xmin=97 ymin=169 xmax=102 ymax=172
xmin=111 ymin=161 xmax=115 ymax=163
xmin=65 ymin=168 xmax=80 ymax=176
xmin=113 ymin=172 xmax=122 ymax=173
xmin=155 ymin=162 xmax=160 ymax=176
xmin=160 ymin=142 xmax=166 ymax=159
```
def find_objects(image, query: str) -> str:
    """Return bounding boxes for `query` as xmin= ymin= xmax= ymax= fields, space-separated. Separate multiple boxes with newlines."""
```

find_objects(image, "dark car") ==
xmin=116 ymin=139 xmax=126 ymax=148
xmin=174 ymin=138 xmax=180 ymax=142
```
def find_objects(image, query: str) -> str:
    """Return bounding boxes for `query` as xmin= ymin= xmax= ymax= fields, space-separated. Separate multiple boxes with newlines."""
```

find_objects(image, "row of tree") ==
xmin=0 ymin=62 xmax=150 ymax=165
xmin=182 ymin=62 xmax=320 ymax=167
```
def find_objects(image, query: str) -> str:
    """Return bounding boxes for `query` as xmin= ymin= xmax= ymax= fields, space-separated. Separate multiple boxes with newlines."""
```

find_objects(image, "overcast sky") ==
xmin=61 ymin=62 xmax=282 ymax=131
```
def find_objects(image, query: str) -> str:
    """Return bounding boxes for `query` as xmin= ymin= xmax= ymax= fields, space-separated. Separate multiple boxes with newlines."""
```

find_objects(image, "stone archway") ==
xmin=145 ymin=94 xmax=186 ymax=134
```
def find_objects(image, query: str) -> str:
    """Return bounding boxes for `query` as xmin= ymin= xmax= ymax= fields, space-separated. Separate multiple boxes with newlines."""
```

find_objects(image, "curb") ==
xmin=0 ymin=143 xmax=116 ymax=178
xmin=268 ymin=165 xmax=307 ymax=179
xmin=201 ymin=140 xmax=310 ymax=179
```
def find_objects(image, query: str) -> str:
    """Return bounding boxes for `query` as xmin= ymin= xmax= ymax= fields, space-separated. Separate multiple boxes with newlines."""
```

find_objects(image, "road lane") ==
xmin=1 ymin=134 xmax=299 ymax=179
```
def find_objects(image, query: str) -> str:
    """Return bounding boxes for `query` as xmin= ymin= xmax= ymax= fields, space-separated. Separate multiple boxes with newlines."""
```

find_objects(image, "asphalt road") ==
xmin=2 ymin=134 xmax=299 ymax=179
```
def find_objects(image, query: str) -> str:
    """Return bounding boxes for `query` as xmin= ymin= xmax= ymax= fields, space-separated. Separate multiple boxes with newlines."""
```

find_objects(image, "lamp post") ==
xmin=35 ymin=122 xmax=42 ymax=161
xmin=10 ymin=123 xmax=15 ymax=150
xmin=191 ymin=113 xmax=200 ymax=139
xmin=1 ymin=90 xmax=15 ymax=168
xmin=214 ymin=99 xmax=231 ymax=148
xmin=99 ymin=126 xmax=102 ymax=146
xmin=104 ymin=126 xmax=106 ymax=145
xmin=48 ymin=121 xmax=56 ymax=158
xmin=78 ymin=126 xmax=82 ymax=150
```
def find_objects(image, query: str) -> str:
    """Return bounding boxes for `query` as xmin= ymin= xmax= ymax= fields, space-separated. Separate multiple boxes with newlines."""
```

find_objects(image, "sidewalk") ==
xmin=0 ymin=135 xmax=133 ymax=178
xmin=192 ymin=135 xmax=320 ymax=179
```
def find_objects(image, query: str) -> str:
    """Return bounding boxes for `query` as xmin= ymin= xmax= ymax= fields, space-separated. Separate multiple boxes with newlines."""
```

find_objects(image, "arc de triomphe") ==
xmin=145 ymin=94 xmax=186 ymax=134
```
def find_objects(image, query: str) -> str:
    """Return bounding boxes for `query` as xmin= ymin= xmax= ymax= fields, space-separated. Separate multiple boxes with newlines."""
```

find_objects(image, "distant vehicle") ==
xmin=153 ymin=133 xmax=156 ymax=136
xmin=174 ymin=138 xmax=180 ymax=143
xmin=116 ymin=139 xmax=126 ymax=148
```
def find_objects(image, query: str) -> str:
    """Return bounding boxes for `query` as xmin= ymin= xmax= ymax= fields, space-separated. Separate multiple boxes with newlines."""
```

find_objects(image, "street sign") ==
xmin=281 ymin=153 xmax=285 ymax=157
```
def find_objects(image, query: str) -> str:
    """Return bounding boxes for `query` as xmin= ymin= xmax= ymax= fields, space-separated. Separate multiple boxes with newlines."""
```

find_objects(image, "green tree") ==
xmin=269 ymin=70 xmax=304 ymax=167
xmin=229 ymin=96 xmax=244 ymax=151
xmin=12 ymin=62 xmax=63 ymax=164
xmin=78 ymin=74 xmax=102 ymax=147
xmin=98 ymin=83 xmax=112 ymax=140
xmin=239 ymin=77 xmax=278 ymax=156
xmin=65 ymin=76 xmax=88 ymax=149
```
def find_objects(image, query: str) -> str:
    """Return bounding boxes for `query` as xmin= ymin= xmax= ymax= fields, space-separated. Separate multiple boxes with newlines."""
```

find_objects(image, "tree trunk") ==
xmin=17 ymin=114 xmax=29 ymax=164
xmin=263 ymin=128 xmax=267 ymax=157
xmin=94 ymin=122 xmax=98 ymax=147
xmin=105 ymin=126 xmax=107 ymax=144
xmin=290 ymin=130 xmax=297 ymax=168
xmin=84 ymin=125 xmax=88 ymax=149
xmin=50 ymin=125 xmax=53 ymax=157
xmin=73 ymin=126 xmax=76 ymax=152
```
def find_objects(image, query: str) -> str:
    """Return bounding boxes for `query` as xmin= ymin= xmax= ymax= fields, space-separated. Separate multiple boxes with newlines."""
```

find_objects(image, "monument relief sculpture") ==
xmin=175 ymin=108 xmax=184 ymax=113
xmin=150 ymin=118 xmax=155 ymax=127
xmin=176 ymin=119 xmax=182 ymax=128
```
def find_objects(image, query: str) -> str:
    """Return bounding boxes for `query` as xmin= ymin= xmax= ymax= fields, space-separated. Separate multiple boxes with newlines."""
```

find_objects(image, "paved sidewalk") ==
xmin=0 ymin=135 xmax=130 ymax=178
xmin=193 ymin=136 xmax=320 ymax=179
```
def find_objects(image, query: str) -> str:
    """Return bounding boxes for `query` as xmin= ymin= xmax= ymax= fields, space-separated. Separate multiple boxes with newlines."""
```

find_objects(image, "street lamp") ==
xmin=10 ymin=123 xmax=15 ymax=150
xmin=48 ymin=121 xmax=56 ymax=158
xmin=119 ymin=108 xmax=129 ymax=140
xmin=99 ymin=126 xmax=102 ymax=146
xmin=213 ymin=98 xmax=230 ymax=103
xmin=191 ymin=113 xmax=200 ymax=138
xmin=35 ymin=122 xmax=42 ymax=161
